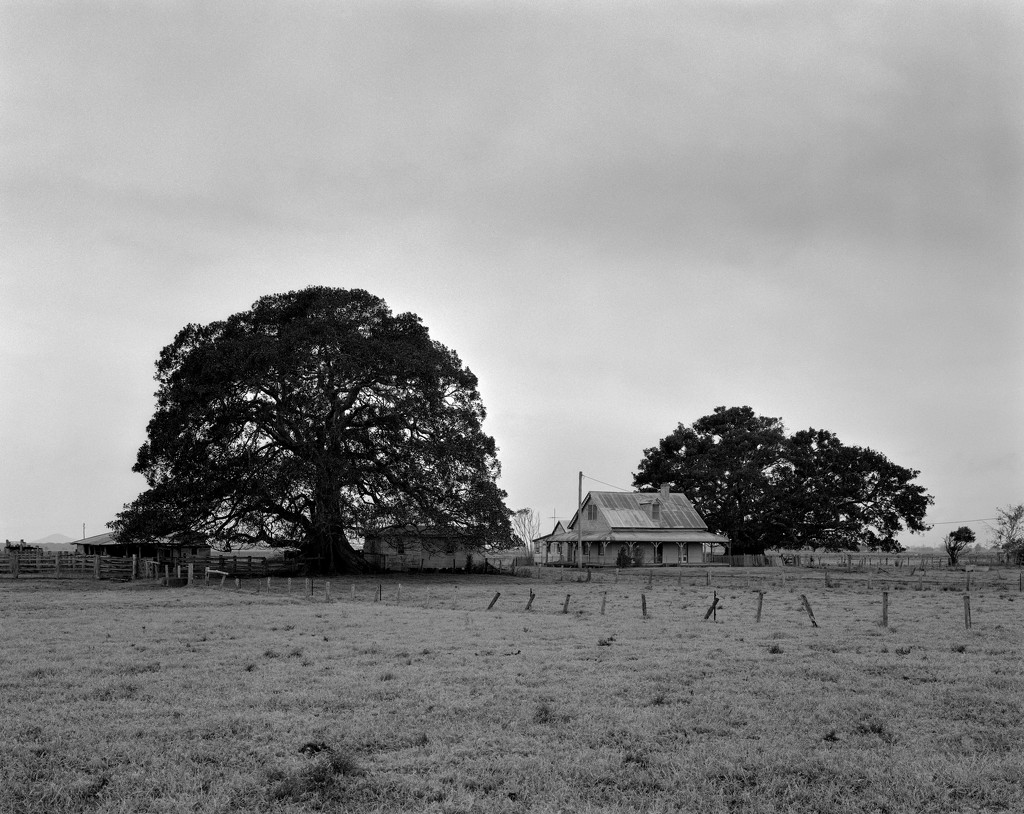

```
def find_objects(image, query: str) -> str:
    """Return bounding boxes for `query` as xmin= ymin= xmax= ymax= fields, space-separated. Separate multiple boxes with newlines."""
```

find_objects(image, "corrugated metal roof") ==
xmin=587 ymin=491 xmax=708 ymax=530
xmin=601 ymin=508 xmax=651 ymax=527
xmin=75 ymin=532 xmax=118 ymax=546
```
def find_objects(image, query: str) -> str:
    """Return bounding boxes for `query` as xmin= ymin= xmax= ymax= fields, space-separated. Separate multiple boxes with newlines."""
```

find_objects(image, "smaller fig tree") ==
xmin=944 ymin=526 xmax=976 ymax=567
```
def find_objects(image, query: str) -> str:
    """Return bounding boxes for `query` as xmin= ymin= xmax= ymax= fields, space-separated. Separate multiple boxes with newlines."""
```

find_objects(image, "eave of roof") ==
xmin=546 ymin=529 xmax=728 ymax=544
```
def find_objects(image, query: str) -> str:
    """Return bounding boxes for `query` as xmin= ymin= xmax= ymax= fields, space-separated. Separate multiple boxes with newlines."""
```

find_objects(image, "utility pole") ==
xmin=577 ymin=471 xmax=584 ymax=570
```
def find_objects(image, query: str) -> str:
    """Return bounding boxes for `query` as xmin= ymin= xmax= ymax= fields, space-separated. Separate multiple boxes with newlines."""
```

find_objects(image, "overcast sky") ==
xmin=2 ymin=0 xmax=1021 ymax=548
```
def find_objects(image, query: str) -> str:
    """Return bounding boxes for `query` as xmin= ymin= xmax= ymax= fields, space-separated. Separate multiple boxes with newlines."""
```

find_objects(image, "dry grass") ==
xmin=1 ymin=568 xmax=1022 ymax=813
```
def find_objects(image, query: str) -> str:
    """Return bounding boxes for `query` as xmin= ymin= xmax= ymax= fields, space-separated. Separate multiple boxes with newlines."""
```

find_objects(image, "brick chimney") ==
xmin=659 ymin=483 xmax=671 ymax=501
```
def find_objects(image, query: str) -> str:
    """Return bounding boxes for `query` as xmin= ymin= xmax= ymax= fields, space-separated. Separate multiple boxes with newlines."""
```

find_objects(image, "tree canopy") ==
xmin=633 ymin=406 xmax=932 ymax=555
xmin=111 ymin=287 xmax=511 ymax=572
xmin=990 ymin=504 xmax=1024 ymax=564
xmin=943 ymin=526 xmax=976 ymax=567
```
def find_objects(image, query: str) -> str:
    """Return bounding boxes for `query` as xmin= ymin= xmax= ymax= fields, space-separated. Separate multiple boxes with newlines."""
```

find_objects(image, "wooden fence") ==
xmin=203 ymin=556 xmax=306 ymax=578
xmin=0 ymin=551 xmax=135 ymax=581
xmin=771 ymin=550 xmax=1010 ymax=570
xmin=708 ymin=554 xmax=770 ymax=567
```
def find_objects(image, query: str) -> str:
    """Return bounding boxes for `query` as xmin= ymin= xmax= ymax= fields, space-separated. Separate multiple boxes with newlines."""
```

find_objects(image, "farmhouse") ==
xmin=540 ymin=486 xmax=728 ymax=566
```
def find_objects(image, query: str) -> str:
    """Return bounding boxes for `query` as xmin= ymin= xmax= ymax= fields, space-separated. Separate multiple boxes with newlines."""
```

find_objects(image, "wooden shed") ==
xmin=363 ymin=526 xmax=499 ymax=571
xmin=74 ymin=531 xmax=211 ymax=564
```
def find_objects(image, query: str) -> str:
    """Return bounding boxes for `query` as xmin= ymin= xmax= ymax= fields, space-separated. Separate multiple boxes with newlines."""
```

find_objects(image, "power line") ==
xmin=585 ymin=475 xmax=630 ymax=493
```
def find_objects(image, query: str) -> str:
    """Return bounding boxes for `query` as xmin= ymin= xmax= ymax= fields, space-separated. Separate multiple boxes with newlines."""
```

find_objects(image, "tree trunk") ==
xmin=306 ymin=524 xmax=367 ymax=574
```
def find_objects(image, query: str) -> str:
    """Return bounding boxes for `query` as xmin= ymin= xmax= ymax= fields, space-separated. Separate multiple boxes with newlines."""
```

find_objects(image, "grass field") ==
xmin=2 ymin=568 xmax=1022 ymax=813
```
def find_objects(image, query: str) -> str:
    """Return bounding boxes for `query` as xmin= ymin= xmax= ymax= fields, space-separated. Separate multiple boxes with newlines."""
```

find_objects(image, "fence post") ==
xmin=800 ymin=594 xmax=819 ymax=627
xmin=94 ymin=556 xmax=101 ymax=580
xmin=703 ymin=592 xmax=720 ymax=621
xmin=487 ymin=592 xmax=501 ymax=610
xmin=705 ymin=569 xmax=711 ymax=587
xmin=187 ymin=563 xmax=194 ymax=586
xmin=755 ymin=591 xmax=764 ymax=623
xmin=601 ymin=591 xmax=607 ymax=615
xmin=641 ymin=593 xmax=648 ymax=618
xmin=963 ymin=594 xmax=972 ymax=629
xmin=325 ymin=580 xmax=331 ymax=602
xmin=562 ymin=594 xmax=571 ymax=614
xmin=882 ymin=591 xmax=889 ymax=628
xmin=526 ymin=589 xmax=536 ymax=611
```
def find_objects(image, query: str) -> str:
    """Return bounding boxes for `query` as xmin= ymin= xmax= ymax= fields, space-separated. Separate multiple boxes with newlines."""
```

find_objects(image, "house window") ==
xmin=394 ymin=540 xmax=406 ymax=555
xmin=587 ymin=505 xmax=598 ymax=521
xmin=651 ymin=503 xmax=660 ymax=522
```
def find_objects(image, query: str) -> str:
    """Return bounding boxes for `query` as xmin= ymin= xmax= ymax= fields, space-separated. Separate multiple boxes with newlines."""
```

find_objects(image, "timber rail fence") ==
xmin=0 ymin=551 xmax=135 ymax=581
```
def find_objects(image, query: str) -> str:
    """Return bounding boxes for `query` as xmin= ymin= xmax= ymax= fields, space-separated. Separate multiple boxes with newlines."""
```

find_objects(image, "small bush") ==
xmin=269 ymin=744 xmax=363 ymax=803
xmin=533 ymin=701 xmax=560 ymax=724
xmin=768 ymin=644 xmax=783 ymax=655
xmin=855 ymin=716 xmax=893 ymax=742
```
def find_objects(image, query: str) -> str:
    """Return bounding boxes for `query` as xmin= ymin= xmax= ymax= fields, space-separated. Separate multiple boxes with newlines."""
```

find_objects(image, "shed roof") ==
xmin=76 ymin=532 xmax=119 ymax=547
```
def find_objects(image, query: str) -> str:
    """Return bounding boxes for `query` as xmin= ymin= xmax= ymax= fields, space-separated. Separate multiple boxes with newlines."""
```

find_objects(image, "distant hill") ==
xmin=29 ymin=533 xmax=76 ymax=546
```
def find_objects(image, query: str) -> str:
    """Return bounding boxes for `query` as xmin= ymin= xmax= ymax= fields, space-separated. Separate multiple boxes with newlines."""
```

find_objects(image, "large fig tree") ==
xmin=633 ymin=406 xmax=932 ymax=555
xmin=112 ymin=287 xmax=510 ymax=572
